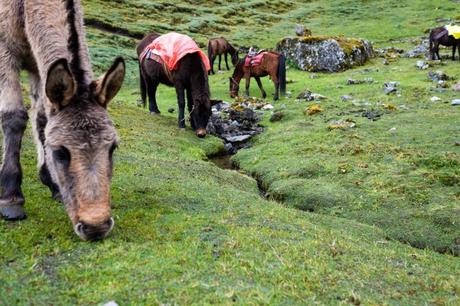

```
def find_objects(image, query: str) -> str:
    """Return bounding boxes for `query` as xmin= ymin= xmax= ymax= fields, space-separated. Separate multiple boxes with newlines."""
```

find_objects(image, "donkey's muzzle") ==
xmin=74 ymin=217 xmax=114 ymax=241
xmin=196 ymin=128 xmax=207 ymax=138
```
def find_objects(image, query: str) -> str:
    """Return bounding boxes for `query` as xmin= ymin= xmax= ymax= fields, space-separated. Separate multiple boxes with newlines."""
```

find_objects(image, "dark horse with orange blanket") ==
xmin=137 ymin=32 xmax=211 ymax=138
xmin=208 ymin=37 xmax=238 ymax=75
xmin=230 ymin=51 xmax=286 ymax=100
xmin=429 ymin=27 xmax=460 ymax=60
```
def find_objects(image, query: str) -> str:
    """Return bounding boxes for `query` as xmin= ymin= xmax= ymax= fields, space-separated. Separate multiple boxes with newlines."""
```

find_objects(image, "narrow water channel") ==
xmin=209 ymin=153 xmax=268 ymax=198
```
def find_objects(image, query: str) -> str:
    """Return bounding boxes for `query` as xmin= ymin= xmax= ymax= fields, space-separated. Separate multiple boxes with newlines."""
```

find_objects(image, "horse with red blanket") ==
xmin=137 ymin=32 xmax=211 ymax=138
xmin=229 ymin=50 xmax=286 ymax=100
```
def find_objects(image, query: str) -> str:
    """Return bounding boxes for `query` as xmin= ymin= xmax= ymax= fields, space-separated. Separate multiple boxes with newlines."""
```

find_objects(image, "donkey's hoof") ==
xmin=0 ymin=201 xmax=26 ymax=221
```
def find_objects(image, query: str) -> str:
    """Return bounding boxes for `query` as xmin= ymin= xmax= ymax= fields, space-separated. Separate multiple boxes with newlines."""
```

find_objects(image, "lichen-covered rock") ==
xmin=277 ymin=36 xmax=374 ymax=72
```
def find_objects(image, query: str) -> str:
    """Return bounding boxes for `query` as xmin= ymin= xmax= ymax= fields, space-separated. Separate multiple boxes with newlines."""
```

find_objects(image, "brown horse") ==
xmin=429 ymin=26 xmax=460 ymax=60
xmin=229 ymin=52 xmax=286 ymax=100
xmin=137 ymin=32 xmax=211 ymax=138
xmin=0 ymin=0 xmax=126 ymax=240
xmin=208 ymin=37 xmax=238 ymax=75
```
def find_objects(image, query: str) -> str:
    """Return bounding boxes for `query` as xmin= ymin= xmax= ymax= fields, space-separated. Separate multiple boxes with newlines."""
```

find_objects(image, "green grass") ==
xmin=0 ymin=0 xmax=459 ymax=304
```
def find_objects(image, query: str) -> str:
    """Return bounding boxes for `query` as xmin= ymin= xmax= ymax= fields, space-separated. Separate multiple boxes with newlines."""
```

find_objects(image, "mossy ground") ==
xmin=0 ymin=0 xmax=459 ymax=304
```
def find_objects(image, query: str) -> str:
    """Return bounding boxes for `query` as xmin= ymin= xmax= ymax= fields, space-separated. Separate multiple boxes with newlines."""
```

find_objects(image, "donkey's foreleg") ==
xmin=29 ymin=73 xmax=61 ymax=202
xmin=0 ymin=54 xmax=28 ymax=220
xmin=175 ymin=84 xmax=186 ymax=129
xmin=218 ymin=55 xmax=222 ymax=71
xmin=186 ymin=89 xmax=195 ymax=130
xmin=147 ymin=81 xmax=161 ymax=114
xmin=255 ymin=77 xmax=267 ymax=99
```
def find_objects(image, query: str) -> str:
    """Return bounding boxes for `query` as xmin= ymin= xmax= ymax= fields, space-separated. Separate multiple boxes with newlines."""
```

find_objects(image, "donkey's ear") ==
xmin=46 ymin=59 xmax=76 ymax=109
xmin=91 ymin=57 xmax=125 ymax=108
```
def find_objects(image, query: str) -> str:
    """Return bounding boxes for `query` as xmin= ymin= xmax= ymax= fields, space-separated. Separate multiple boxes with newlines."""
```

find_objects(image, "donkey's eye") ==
xmin=53 ymin=146 xmax=71 ymax=166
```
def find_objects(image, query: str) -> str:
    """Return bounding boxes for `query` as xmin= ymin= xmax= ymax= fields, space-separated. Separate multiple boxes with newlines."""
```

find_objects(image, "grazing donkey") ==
xmin=0 ymin=0 xmax=125 ymax=240
xmin=137 ymin=32 xmax=211 ymax=138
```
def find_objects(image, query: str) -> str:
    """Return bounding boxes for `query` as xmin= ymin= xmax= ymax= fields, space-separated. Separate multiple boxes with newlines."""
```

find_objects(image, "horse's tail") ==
xmin=139 ymin=64 xmax=147 ymax=108
xmin=278 ymin=54 xmax=286 ymax=96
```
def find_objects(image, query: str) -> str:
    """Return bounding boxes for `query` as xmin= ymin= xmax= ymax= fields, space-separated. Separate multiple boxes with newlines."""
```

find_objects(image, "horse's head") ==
xmin=231 ymin=50 xmax=239 ymax=66
xmin=44 ymin=57 xmax=125 ymax=241
xmin=229 ymin=77 xmax=239 ymax=98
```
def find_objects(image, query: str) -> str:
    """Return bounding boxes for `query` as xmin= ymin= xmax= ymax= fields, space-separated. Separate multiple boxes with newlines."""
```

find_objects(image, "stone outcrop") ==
xmin=277 ymin=36 xmax=374 ymax=72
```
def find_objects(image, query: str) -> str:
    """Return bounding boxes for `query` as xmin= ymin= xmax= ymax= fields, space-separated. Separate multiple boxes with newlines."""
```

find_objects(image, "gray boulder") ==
xmin=277 ymin=36 xmax=374 ymax=72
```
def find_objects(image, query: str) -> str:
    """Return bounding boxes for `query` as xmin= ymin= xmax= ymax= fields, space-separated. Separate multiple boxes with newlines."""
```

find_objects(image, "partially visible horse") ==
xmin=429 ymin=26 xmax=460 ymax=60
xmin=137 ymin=32 xmax=211 ymax=138
xmin=0 ymin=0 xmax=126 ymax=240
xmin=208 ymin=37 xmax=238 ymax=75
xmin=229 ymin=51 xmax=286 ymax=100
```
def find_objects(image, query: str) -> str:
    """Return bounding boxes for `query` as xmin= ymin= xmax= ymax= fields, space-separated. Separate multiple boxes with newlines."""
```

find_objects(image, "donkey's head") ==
xmin=44 ymin=57 xmax=125 ymax=241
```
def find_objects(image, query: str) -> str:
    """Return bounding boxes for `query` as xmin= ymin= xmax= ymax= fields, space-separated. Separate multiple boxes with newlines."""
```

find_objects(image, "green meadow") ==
xmin=0 ymin=0 xmax=459 ymax=304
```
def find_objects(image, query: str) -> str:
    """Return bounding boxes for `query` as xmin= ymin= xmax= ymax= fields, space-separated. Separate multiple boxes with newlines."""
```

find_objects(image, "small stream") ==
xmin=209 ymin=153 xmax=268 ymax=199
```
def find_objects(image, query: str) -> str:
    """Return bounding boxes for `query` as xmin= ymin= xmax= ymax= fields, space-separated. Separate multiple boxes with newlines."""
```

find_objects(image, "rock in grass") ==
xmin=297 ymin=90 xmax=314 ymax=101
xmin=452 ymin=99 xmax=460 ymax=106
xmin=327 ymin=119 xmax=356 ymax=130
xmin=340 ymin=95 xmax=353 ymax=102
xmin=431 ymin=96 xmax=442 ymax=102
xmin=277 ymin=36 xmax=374 ymax=72
xmin=304 ymin=104 xmax=323 ymax=115
xmin=270 ymin=111 xmax=285 ymax=122
xmin=452 ymin=82 xmax=460 ymax=91
xmin=428 ymin=71 xmax=452 ymax=82
xmin=383 ymin=81 xmax=400 ymax=95
xmin=416 ymin=60 xmax=429 ymax=70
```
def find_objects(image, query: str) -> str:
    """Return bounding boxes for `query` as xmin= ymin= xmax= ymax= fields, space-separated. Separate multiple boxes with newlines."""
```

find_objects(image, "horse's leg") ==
xmin=245 ymin=75 xmax=251 ymax=97
xmin=29 ymin=71 xmax=61 ymax=202
xmin=255 ymin=77 xmax=267 ymax=99
xmin=0 ymin=48 xmax=28 ymax=220
xmin=146 ymin=79 xmax=161 ymax=114
xmin=175 ymin=83 xmax=186 ymax=129
xmin=453 ymin=43 xmax=457 ymax=61
xmin=435 ymin=42 xmax=440 ymax=60
xmin=209 ymin=55 xmax=215 ymax=75
xmin=186 ymin=88 xmax=196 ymax=130
xmin=218 ymin=54 xmax=222 ymax=71
xmin=225 ymin=53 xmax=229 ymax=70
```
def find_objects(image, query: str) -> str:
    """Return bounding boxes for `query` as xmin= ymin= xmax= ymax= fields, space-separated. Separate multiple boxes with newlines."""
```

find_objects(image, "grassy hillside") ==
xmin=0 ymin=0 xmax=459 ymax=304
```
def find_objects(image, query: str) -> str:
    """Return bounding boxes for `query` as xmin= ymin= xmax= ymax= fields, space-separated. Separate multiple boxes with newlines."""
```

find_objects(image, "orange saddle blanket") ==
xmin=142 ymin=32 xmax=210 ymax=71
xmin=244 ymin=52 xmax=267 ymax=67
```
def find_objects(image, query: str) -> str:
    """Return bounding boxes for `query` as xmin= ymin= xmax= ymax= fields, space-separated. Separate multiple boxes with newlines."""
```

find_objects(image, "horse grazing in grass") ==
xmin=137 ymin=32 xmax=212 ymax=138
xmin=208 ymin=37 xmax=238 ymax=75
xmin=0 ymin=0 xmax=126 ymax=241
xmin=429 ymin=26 xmax=460 ymax=60
xmin=229 ymin=51 xmax=286 ymax=100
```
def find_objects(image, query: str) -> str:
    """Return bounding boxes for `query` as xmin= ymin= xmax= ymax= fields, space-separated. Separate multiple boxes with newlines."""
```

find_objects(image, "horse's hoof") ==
xmin=150 ymin=111 xmax=161 ymax=115
xmin=0 ymin=198 xmax=26 ymax=221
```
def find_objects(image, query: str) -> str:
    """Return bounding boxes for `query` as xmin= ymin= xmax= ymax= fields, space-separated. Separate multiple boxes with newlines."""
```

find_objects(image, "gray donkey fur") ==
xmin=0 ymin=0 xmax=125 ymax=240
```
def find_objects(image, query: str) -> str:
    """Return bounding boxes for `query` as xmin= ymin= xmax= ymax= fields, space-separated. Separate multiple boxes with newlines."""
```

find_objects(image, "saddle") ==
xmin=140 ymin=32 xmax=211 ymax=82
xmin=445 ymin=25 xmax=460 ymax=39
xmin=244 ymin=50 xmax=267 ymax=68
